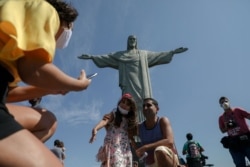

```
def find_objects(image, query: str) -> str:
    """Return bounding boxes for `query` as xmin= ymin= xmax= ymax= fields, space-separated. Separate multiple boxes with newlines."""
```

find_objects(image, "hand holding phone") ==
xmin=139 ymin=152 xmax=148 ymax=162
xmin=87 ymin=73 xmax=98 ymax=79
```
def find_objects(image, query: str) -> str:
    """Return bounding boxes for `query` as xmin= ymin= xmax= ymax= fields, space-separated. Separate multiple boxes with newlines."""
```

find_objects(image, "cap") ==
xmin=121 ymin=93 xmax=132 ymax=99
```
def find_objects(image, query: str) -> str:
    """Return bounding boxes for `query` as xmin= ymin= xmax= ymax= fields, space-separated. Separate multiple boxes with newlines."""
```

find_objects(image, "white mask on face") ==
xmin=56 ymin=29 xmax=72 ymax=49
xmin=221 ymin=102 xmax=230 ymax=110
xmin=118 ymin=105 xmax=129 ymax=115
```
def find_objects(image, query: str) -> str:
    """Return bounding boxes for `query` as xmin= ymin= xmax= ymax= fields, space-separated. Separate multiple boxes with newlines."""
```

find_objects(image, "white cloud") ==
xmin=43 ymin=95 xmax=103 ymax=126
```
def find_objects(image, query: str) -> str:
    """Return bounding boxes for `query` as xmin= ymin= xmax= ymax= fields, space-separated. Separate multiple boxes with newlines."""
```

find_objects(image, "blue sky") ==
xmin=25 ymin=0 xmax=250 ymax=166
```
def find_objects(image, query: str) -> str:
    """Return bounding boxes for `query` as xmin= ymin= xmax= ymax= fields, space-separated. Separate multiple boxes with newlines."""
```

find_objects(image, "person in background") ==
xmin=0 ymin=0 xmax=91 ymax=166
xmin=219 ymin=96 xmax=250 ymax=167
xmin=51 ymin=139 xmax=65 ymax=165
xmin=182 ymin=133 xmax=204 ymax=167
xmin=60 ymin=141 xmax=66 ymax=165
xmin=89 ymin=93 xmax=138 ymax=167
xmin=135 ymin=98 xmax=180 ymax=167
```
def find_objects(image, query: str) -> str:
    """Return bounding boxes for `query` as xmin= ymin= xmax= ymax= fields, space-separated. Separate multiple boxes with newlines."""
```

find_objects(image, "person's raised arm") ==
xmin=89 ymin=112 xmax=114 ymax=143
xmin=17 ymin=55 xmax=90 ymax=92
xmin=7 ymin=85 xmax=67 ymax=103
xmin=89 ymin=119 xmax=109 ymax=143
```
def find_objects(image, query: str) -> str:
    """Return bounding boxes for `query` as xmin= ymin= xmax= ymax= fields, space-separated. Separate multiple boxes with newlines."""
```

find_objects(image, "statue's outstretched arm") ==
xmin=78 ymin=54 xmax=92 ymax=59
xmin=172 ymin=47 xmax=188 ymax=54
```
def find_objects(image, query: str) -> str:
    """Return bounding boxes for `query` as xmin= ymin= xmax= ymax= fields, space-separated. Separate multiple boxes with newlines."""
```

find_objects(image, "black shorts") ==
xmin=0 ymin=106 xmax=23 ymax=139
xmin=186 ymin=158 xmax=203 ymax=167
xmin=0 ymin=64 xmax=23 ymax=139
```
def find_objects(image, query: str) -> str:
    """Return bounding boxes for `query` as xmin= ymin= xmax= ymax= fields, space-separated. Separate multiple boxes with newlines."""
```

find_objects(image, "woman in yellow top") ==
xmin=0 ymin=0 xmax=91 ymax=166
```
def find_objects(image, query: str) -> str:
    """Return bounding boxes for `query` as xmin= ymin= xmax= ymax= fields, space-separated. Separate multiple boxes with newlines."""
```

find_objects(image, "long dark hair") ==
xmin=114 ymin=94 xmax=138 ymax=138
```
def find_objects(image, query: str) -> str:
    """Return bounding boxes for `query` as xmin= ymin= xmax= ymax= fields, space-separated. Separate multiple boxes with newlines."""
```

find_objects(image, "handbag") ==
xmin=220 ymin=135 xmax=239 ymax=150
xmin=220 ymin=136 xmax=230 ymax=149
xmin=221 ymin=132 xmax=250 ymax=150
xmin=96 ymin=145 xmax=108 ymax=162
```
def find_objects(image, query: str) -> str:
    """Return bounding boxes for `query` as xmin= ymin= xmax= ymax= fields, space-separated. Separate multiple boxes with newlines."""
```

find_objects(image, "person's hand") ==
xmin=89 ymin=129 xmax=97 ymax=143
xmin=77 ymin=70 xmax=91 ymax=90
xmin=135 ymin=146 xmax=147 ymax=158
xmin=78 ymin=54 xmax=92 ymax=59
xmin=173 ymin=47 xmax=188 ymax=54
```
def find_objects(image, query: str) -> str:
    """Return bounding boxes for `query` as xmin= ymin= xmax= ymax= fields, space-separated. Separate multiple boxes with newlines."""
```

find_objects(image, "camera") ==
xmin=227 ymin=119 xmax=237 ymax=128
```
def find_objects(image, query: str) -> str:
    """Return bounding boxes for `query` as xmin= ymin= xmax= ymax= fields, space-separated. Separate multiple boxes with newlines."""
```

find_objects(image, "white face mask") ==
xmin=56 ymin=29 xmax=72 ymax=49
xmin=221 ymin=102 xmax=230 ymax=110
xmin=118 ymin=105 xmax=129 ymax=115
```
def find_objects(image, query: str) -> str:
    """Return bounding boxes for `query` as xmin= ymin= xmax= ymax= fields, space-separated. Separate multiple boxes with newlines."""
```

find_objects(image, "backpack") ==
xmin=187 ymin=141 xmax=201 ymax=159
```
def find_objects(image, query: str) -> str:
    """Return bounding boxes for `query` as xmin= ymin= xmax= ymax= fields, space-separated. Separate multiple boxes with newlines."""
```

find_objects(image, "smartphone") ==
xmin=87 ymin=73 xmax=98 ymax=79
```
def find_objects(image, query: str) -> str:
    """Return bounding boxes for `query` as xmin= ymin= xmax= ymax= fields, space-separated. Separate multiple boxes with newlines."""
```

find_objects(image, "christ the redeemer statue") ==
xmin=78 ymin=35 xmax=188 ymax=122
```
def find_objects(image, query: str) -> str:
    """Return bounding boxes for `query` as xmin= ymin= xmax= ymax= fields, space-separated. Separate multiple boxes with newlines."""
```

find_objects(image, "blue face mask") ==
xmin=56 ymin=29 xmax=72 ymax=49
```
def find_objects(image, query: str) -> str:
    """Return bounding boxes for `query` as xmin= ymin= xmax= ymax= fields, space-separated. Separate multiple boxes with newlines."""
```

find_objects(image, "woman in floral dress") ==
xmin=89 ymin=93 xmax=138 ymax=167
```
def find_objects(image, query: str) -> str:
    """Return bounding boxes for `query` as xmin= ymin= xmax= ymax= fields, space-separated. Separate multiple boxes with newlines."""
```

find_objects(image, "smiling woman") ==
xmin=89 ymin=93 xmax=138 ymax=167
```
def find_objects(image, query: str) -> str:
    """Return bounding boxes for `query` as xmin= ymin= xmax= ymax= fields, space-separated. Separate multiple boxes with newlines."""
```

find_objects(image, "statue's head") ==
xmin=127 ymin=35 xmax=137 ymax=50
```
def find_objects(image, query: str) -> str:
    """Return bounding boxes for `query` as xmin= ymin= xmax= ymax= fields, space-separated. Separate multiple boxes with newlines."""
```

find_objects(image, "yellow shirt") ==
xmin=0 ymin=0 xmax=60 ymax=86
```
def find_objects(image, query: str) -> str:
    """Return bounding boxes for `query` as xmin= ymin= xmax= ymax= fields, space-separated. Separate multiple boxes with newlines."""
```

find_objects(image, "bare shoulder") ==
xmin=159 ymin=116 xmax=169 ymax=121
xmin=103 ymin=111 xmax=114 ymax=122
xmin=159 ymin=116 xmax=170 ymax=125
